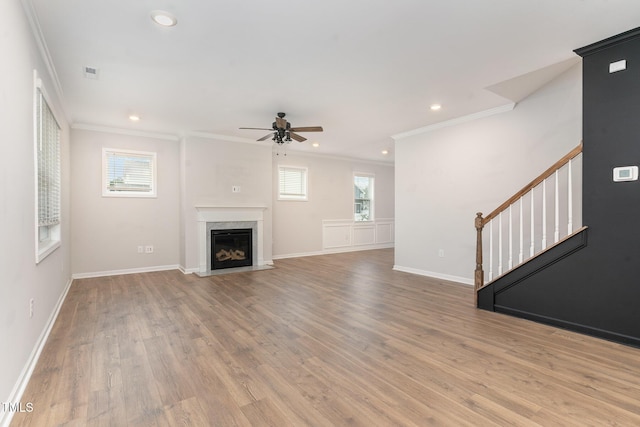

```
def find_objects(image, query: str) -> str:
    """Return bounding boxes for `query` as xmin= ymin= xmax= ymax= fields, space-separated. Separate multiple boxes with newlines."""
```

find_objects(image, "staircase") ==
xmin=475 ymin=27 xmax=640 ymax=348
xmin=474 ymin=144 xmax=584 ymax=305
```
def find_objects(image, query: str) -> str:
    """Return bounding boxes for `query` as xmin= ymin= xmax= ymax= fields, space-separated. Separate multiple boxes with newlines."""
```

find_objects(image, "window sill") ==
xmin=102 ymin=192 xmax=157 ymax=198
xmin=36 ymin=240 xmax=60 ymax=264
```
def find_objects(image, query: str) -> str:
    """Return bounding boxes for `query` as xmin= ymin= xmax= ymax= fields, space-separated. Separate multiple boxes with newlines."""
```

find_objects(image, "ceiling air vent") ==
xmin=83 ymin=66 xmax=99 ymax=79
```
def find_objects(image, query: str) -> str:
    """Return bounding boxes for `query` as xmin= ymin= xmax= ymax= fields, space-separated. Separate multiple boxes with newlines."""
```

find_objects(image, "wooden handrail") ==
xmin=474 ymin=142 xmax=584 ymax=294
xmin=482 ymin=142 xmax=583 ymax=225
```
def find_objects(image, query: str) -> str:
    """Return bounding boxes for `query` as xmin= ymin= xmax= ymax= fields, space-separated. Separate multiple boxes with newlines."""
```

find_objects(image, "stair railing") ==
xmin=474 ymin=143 xmax=583 ymax=295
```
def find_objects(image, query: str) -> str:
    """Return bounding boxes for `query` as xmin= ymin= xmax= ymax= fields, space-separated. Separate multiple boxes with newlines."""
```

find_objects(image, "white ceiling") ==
xmin=27 ymin=0 xmax=640 ymax=162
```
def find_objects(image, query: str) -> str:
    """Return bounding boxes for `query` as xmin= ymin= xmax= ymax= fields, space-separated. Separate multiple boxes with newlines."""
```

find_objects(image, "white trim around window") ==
xmin=354 ymin=172 xmax=374 ymax=222
xmin=102 ymin=148 xmax=157 ymax=198
xmin=34 ymin=70 xmax=62 ymax=263
xmin=278 ymin=165 xmax=308 ymax=201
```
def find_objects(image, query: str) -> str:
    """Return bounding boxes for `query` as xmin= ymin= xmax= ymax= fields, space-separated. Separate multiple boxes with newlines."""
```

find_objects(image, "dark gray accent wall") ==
xmin=477 ymin=27 xmax=640 ymax=347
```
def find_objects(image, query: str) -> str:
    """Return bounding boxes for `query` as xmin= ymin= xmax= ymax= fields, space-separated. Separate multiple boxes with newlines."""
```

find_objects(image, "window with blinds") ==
xmin=35 ymin=83 xmax=61 ymax=262
xmin=354 ymin=173 xmax=374 ymax=221
xmin=278 ymin=165 xmax=308 ymax=201
xmin=102 ymin=148 xmax=157 ymax=197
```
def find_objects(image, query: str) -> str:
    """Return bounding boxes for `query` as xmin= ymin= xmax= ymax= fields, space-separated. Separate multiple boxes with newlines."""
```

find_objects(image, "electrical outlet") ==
xmin=137 ymin=246 xmax=144 ymax=254
xmin=29 ymin=298 xmax=34 ymax=318
xmin=232 ymin=185 xmax=241 ymax=193
xmin=145 ymin=245 xmax=154 ymax=254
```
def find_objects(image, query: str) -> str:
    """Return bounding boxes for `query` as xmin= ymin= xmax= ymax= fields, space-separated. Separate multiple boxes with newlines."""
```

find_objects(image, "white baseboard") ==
xmin=0 ymin=278 xmax=73 ymax=427
xmin=273 ymin=244 xmax=394 ymax=260
xmin=272 ymin=250 xmax=325 ymax=260
xmin=392 ymin=265 xmax=473 ymax=286
xmin=71 ymin=264 xmax=180 ymax=279
xmin=179 ymin=266 xmax=198 ymax=275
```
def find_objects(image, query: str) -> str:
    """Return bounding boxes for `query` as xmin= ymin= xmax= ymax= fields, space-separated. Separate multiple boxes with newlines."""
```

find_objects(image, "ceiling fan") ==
xmin=240 ymin=112 xmax=323 ymax=144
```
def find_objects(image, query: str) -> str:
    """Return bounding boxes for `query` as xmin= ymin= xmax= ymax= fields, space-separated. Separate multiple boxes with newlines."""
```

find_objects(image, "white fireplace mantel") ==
xmin=196 ymin=205 xmax=267 ymax=273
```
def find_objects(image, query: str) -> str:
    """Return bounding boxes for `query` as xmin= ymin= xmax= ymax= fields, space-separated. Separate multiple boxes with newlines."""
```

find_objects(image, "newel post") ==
xmin=474 ymin=212 xmax=484 ymax=305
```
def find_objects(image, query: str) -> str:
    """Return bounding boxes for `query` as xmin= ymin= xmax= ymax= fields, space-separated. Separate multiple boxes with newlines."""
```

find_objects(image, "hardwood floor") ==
xmin=11 ymin=248 xmax=640 ymax=426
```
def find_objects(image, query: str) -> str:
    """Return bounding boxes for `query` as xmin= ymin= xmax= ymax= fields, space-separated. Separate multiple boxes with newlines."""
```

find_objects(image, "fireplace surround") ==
xmin=195 ymin=205 xmax=267 ymax=274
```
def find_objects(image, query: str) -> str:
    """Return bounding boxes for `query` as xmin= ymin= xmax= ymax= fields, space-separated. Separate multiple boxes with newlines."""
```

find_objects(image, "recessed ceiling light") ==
xmin=151 ymin=10 xmax=177 ymax=27
xmin=430 ymin=104 xmax=442 ymax=111
xmin=129 ymin=115 xmax=140 ymax=122
xmin=381 ymin=150 xmax=389 ymax=155
xmin=312 ymin=142 xmax=320 ymax=148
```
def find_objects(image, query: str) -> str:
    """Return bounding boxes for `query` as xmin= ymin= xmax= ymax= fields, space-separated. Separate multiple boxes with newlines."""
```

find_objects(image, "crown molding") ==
xmin=575 ymin=26 xmax=640 ymax=57
xmin=184 ymin=131 xmax=259 ymax=145
xmin=71 ymin=123 xmax=180 ymax=141
xmin=20 ymin=0 xmax=67 ymax=118
xmin=392 ymin=103 xmax=516 ymax=141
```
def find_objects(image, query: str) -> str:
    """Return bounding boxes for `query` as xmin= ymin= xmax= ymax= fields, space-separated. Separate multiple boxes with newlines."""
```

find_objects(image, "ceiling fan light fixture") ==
xmin=151 ymin=10 xmax=177 ymax=27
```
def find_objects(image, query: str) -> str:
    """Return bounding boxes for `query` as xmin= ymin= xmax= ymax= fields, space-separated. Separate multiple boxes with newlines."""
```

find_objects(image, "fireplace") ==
xmin=211 ymin=228 xmax=253 ymax=270
xmin=195 ymin=205 xmax=267 ymax=275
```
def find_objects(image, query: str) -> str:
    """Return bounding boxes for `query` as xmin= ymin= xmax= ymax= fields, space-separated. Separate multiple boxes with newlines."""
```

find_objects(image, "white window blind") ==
xmin=278 ymin=166 xmax=308 ymax=200
xmin=36 ymin=89 xmax=61 ymax=229
xmin=34 ymin=72 xmax=62 ymax=263
xmin=103 ymin=148 xmax=156 ymax=197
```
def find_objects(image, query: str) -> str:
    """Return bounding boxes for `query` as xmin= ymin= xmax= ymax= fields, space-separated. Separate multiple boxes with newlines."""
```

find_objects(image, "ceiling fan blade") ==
xmin=240 ymin=127 xmax=272 ymax=131
xmin=289 ymin=132 xmax=306 ymax=142
xmin=289 ymin=126 xmax=323 ymax=132
xmin=257 ymin=133 xmax=274 ymax=141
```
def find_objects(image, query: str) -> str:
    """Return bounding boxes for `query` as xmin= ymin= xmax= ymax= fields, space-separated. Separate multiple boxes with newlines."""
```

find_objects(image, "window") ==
xmin=278 ymin=165 xmax=308 ymax=201
xmin=102 ymin=148 xmax=157 ymax=197
xmin=354 ymin=174 xmax=374 ymax=221
xmin=34 ymin=77 xmax=61 ymax=262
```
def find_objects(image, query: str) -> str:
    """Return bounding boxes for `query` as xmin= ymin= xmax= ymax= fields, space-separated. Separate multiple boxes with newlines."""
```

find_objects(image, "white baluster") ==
xmin=568 ymin=159 xmax=573 ymax=234
xmin=489 ymin=221 xmax=493 ymax=281
xmin=508 ymin=205 xmax=513 ymax=270
xmin=498 ymin=212 xmax=503 ymax=276
xmin=530 ymin=191 xmax=535 ymax=257
xmin=554 ymin=170 xmax=560 ymax=243
xmin=519 ymin=197 xmax=524 ymax=264
xmin=542 ymin=179 xmax=547 ymax=250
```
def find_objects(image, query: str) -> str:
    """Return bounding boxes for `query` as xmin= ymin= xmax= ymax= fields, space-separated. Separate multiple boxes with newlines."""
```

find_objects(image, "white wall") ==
xmin=181 ymin=136 xmax=273 ymax=271
xmin=0 ymin=0 xmax=71 ymax=422
xmin=70 ymin=128 xmax=181 ymax=276
xmin=394 ymin=64 xmax=582 ymax=284
xmin=69 ymin=131 xmax=394 ymax=274
xmin=272 ymin=152 xmax=394 ymax=257
xmin=70 ymin=133 xmax=394 ymax=272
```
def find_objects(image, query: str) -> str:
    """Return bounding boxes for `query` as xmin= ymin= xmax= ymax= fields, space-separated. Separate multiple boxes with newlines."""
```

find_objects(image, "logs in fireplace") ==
xmin=211 ymin=228 xmax=253 ymax=270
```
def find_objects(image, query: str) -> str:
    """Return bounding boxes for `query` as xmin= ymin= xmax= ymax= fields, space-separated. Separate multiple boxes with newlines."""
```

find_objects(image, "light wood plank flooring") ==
xmin=11 ymin=249 xmax=640 ymax=426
